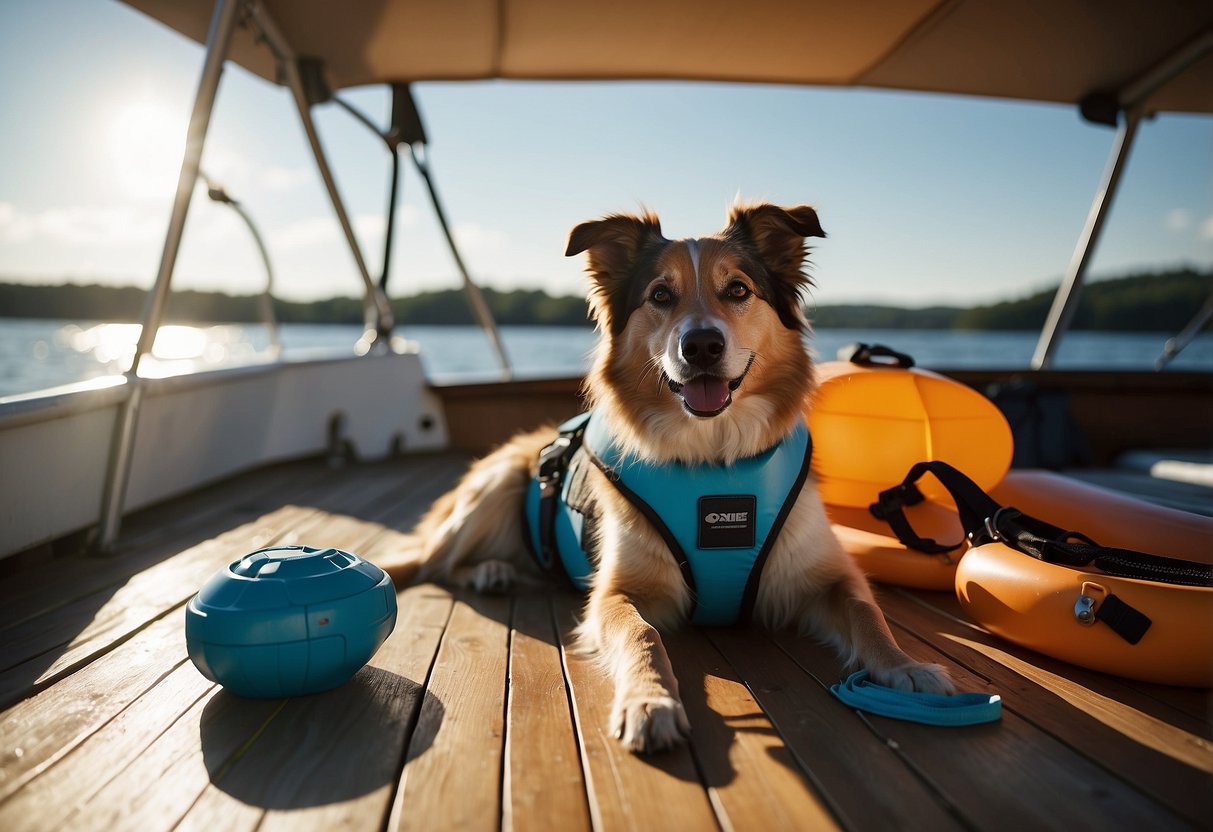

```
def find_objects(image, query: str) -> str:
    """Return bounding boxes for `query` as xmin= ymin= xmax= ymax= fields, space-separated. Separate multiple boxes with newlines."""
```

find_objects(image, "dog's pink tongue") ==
xmin=681 ymin=375 xmax=730 ymax=413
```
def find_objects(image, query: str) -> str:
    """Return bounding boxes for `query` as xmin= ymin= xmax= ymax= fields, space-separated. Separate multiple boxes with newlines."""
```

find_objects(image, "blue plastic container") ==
xmin=185 ymin=545 xmax=397 ymax=698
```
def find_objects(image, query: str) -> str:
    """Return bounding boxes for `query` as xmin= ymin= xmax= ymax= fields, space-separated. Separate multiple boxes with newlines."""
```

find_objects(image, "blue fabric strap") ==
xmin=830 ymin=670 xmax=1002 ymax=726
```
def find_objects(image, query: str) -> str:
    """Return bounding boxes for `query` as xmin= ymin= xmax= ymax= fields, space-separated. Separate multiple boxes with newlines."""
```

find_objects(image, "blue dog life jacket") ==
xmin=523 ymin=410 xmax=813 ymax=626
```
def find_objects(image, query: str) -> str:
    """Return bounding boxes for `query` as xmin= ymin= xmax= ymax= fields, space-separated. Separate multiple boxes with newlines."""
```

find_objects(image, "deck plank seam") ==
xmin=497 ymin=594 xmax=517 ymax=832
xmin=666 ymin=635 xmax=730 ymax=832
xmin=701 ymin=629 xmax=856 ymax=830
xmin=55 ymin=680 xmax=219 ymax=829
xmin=881 ymin=609 xmax=1212 ymax=826
xmin=765 ymin=629 xmax=977 ymax=832
xmin=0 ymin=596 xmax=193 ymax=713
xmin=884 ymin=586 xmax=1213 ymax=732
xmin=384 ymin=587 xmax=458 ymax=832
xmin=550 ymin=596 xmax=606 ymax=832
xmin=0 ymin=652 xmax=195 ymax=804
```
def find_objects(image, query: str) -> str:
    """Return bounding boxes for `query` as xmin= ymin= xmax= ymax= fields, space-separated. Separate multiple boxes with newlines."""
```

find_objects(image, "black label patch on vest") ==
xmin=698 ymin=495 xmax=757 ymax=549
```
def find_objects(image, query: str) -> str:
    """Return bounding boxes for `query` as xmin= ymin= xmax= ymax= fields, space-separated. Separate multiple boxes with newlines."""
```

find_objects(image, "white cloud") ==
xmin=1200 ymin=215 xmax=1213 ymax=240
xmin=0 ymin=202 xmax=164 ymax=246
xmin=257 ymin=165 xmax=312 ymax=192
xmin=0 ymin=202 xmax=32 ymax=242
xmin=1165 ymin=208 xmax=1191 ymax=233
xmin=268 ymin=210 xmax=419 ymax=253
xmin=453 ymin=222 xmax=509 ymax=255
xmin=269 ymin=216 xmax=340 ymax=251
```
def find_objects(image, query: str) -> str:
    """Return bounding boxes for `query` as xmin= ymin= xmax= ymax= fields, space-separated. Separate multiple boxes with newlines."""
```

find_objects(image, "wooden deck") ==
xmin=1 ymin=455 xmax=1210 ymax=831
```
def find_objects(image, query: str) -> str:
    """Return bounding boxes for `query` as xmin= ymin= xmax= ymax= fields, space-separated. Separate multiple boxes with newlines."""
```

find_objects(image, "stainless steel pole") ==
xmin=248 ymin=2 xmax=395 ymax=346
xmin=1030 ymin=108 xmax=1141 ymax=370
xmin=1031 ymin=30 xmax=1212 ymax=370
xmin=411 ymin=145 xmax=512 ymax=379
xmin=95 ymin=0 xmax=241 ymax=551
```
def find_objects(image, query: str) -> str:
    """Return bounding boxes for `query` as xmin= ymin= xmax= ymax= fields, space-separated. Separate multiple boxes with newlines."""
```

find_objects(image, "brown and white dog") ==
xmin=379 ymin=202 xmax=954 ymax=752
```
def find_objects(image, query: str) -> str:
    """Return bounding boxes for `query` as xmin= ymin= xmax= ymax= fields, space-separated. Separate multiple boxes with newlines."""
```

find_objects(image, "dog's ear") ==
xmin=724 ymin=203 xmax=824 ymax=329
xmin=566 ymin=212 xmax=667 ymax=334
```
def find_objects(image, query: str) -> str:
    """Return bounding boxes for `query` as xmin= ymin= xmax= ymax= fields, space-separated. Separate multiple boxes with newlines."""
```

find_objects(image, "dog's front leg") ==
xmin=823 ymin=572 xmax=955 ymax=694
xmin=585 ymin=591 xmax=690 ymax=753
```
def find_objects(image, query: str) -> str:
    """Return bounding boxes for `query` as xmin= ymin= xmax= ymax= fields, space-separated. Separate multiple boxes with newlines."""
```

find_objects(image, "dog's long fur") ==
xmin=379 ymin=202 xmax=954 ymax=753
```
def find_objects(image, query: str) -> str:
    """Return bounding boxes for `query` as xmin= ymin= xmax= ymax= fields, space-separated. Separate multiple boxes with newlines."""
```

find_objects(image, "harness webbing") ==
xmin=526 ymin=411 xmax=813 ymax=626
xmin=873 ymin=460 xmax=1213 ymax=645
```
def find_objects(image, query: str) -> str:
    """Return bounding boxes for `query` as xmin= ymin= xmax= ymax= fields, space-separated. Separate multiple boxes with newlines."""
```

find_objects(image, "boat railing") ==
xmin=94 ymin=0 xmax=512 ymax=550
xmin=1031 ymin=28 xmax=1213 ymax=369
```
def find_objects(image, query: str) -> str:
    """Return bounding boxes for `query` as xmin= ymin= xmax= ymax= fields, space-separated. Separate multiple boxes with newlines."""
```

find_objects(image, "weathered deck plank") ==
xmin=662 ymin=627 xmax=839 ymax=831
xmin=553 ymin=594 xmax=722 ymax=831
xmin=391 ymin=591 xmax=511 ymax=832
xmin=1 ymin=456 xmax=1209 ymax=832
xmin=504 ymin=593 xmax=592 ymax=832
xmin=877 ymin=589 xmax=1213 ymax=827
xmin=777 ymin=627 xmax=1192 ymax=830
xmin=706 ymin=628 xmax=966 ymax=831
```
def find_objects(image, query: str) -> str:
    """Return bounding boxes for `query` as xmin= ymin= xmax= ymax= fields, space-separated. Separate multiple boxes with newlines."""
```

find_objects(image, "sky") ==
xmin=0 ymin=0 xmax=1210 ymax=309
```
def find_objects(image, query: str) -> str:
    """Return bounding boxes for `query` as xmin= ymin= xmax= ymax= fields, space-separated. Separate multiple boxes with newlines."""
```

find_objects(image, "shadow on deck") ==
xmin=0 ymin=455 xmax=1210 ymax=831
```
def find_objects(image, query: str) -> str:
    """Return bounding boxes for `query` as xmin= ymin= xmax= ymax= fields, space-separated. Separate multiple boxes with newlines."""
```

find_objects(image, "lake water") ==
xmin=0 ymin=318 xmax=1209 ymax=399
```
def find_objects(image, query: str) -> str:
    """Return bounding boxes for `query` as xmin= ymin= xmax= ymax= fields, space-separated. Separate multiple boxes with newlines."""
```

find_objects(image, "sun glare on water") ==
xmin=60 ymin=323 xmax=260 ymax=378
xmin=106 ymin=98 xmax=188 ymax=200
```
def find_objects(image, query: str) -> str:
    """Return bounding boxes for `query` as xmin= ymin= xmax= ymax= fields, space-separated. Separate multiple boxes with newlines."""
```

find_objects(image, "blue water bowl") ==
xmin=185 ymin=545 xmax=397 ymax=698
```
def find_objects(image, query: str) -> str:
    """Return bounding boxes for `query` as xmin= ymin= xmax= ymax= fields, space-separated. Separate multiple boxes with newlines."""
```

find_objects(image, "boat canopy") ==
xmin=125 ymin=0 xmax=1212 ymax=119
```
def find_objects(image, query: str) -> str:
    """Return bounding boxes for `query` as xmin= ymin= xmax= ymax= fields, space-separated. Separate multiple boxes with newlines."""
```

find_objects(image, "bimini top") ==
xmin=123 ymin=0 xmax=1212 ymax=119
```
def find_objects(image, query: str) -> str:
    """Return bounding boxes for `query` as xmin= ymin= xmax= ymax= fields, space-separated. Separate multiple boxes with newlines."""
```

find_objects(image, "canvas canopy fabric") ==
xmin=125 ymin=0 xmax=1212 ymax=117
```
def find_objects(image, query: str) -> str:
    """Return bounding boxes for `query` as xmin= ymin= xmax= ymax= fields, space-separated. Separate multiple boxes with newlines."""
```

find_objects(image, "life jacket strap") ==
xmin=527 ymin=413 xmax=591 ymax=588
xmin=873 ymin=460 xmax=1213 ymax=643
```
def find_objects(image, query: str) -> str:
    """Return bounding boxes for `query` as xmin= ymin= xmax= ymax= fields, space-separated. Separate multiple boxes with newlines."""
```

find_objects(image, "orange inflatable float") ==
xmin=809 ymin=345 xmax=1010 ymax=588
xmin=878 ymin=460 xmax=1213 ymax=687
xmin=960 ymin=470 xmax=1213 ymax=687
xmin=810 ymin=345 xmax=1213 ymax=686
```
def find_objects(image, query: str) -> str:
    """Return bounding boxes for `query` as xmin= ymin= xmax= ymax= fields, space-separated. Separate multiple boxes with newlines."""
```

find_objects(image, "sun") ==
xmin=106 ymin=97 xmax=188 ymax=200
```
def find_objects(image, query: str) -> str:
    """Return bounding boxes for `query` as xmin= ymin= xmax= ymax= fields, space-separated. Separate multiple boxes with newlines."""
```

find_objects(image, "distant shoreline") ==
xmin=0 ymin=268 xmax=1209 ymax=332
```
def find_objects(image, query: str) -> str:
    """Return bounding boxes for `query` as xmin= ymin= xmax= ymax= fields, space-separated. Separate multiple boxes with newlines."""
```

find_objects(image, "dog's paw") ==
xmin=869 ymin=662 xmax=956 ymax=695
xmin=460 ymin=560 xmax=517 ymax=593
xmin=609 ymin=694 xmax=690 ymax=754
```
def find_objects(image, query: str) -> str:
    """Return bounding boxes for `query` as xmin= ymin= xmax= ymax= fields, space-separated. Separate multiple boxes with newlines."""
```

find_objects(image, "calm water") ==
xmin=0 ymin=318 xmax=1209 ymax=399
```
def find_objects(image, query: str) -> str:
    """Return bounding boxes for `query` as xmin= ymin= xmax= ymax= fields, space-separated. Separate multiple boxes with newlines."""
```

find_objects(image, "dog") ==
xmin=379 ymin=202 xmax=954 ymax=753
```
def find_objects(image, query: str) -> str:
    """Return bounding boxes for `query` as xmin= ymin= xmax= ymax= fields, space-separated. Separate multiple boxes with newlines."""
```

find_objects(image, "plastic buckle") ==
xmin=971 ymin=505 xmax=1015 ymax=546
xmin=871 ymin=481 xmax=924 ymax=521
xmin=1074 ymin=595 xmax=1097 ymax=625
xmin=1074 ymin=581 xmax=1106 ymax=627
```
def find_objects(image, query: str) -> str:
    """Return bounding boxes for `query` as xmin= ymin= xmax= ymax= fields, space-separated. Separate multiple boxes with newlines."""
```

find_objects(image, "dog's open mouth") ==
xmin=666 ymin=355 xmax=754 ymax=417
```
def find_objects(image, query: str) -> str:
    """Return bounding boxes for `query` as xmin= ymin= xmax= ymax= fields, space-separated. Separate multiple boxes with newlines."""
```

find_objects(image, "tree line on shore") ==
xmin=0 ymin=267 xmax=1208 ymax=332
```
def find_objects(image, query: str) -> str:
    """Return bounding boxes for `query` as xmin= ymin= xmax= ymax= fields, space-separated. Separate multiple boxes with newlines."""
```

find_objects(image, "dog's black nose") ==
xmin=680 ymin=328 xmax=725 ymax=369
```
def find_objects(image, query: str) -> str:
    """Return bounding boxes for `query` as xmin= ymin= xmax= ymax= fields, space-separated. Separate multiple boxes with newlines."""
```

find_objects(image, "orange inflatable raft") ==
xmin=958 ymin=472 xmax=1213 ymax=688
xmin=808 ymin=346 xmax=1010 ymax=589
xmin=808 ymin=345 xmax=1213 ymax=686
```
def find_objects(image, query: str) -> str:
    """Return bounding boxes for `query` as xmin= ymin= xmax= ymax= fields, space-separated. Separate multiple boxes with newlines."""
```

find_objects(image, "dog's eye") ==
xmin=649 ymin=286 xmax=674 ymax=306
xmin=725 ymin=280 xmax=752 ymax=301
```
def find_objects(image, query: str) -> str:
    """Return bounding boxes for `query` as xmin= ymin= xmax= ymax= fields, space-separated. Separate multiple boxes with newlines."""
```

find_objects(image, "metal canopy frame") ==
xmin=92 ymin=0 xmax=1211 ymax=548
xmin=96 ymin=0 xmax=513 ymax=550
xmin=1031 ymin=28 xmax=1213 ymax=370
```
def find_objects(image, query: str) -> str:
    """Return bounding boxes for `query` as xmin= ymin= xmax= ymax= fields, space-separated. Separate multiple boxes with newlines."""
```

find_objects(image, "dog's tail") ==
xmin=379 ymin=426 xmax=556 ymax=589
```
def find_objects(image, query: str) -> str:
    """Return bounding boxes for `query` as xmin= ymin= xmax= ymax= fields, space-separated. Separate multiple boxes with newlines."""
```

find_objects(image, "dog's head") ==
xmin=567 ymin=202 xmax=825 ymax=463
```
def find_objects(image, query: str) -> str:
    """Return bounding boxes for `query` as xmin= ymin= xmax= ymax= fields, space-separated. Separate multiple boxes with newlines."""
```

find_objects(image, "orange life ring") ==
xmin=825 ymin=500 xmax=961 ymax=590
xmin=811 ymin=354 xmax=1011 ymax=588
xmin=955 ymin=541 xmax=1213 ymax=687
xmin=809 ymin=358 xmax=1012 ymax=509
xmin=957 ymin=472 xmax=1213 ymax=687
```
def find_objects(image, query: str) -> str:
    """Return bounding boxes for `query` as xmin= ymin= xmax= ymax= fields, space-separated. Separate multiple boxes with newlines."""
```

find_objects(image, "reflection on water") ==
xmin=56 ymin=322 xmax=267 ymax=379
xmin=0 ymin=318 xmax=1209 ymax=399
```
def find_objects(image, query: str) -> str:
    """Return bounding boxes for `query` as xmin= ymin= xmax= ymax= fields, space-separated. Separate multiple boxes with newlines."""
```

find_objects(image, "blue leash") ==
xmin=830 ymin=670 xmax=1002 ymax=726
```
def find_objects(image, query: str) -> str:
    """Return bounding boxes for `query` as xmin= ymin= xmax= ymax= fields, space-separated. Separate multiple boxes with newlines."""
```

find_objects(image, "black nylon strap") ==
xmin=874 ymin=460 xmax=1213 ymax=588
xmin=1095 ymin=594 xmax=1153 ymax=645
xmin=529 ymin=421 xmax=587 ymax=590
xmin=738 ymin=428 xmax=815 ymax=624
xmin=586 ymin=450 xmax=699 ymax=607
